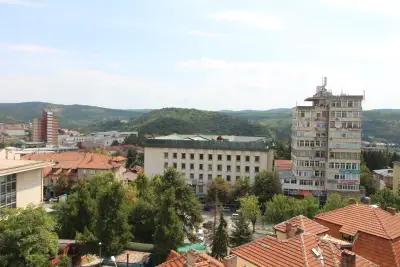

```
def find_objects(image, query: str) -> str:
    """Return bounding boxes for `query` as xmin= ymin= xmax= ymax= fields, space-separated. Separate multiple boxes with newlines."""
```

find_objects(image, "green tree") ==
xmin=360 ymin=163 xmax=378 ymax=196
xmin=154 ymin=168 xmax=202 ymax=241
xmin=96 ymin=182 xmax=132 ymax=256
xmin=153 ymin=189 xmax=184 ymax=264
xmin=239 ymin=195 xmax=261 ymax=233
xmin=53 ymin=175 xmax=73 ymax=197
xmin=295 ymin=197 xmax=319 ymax=219
xmin=0 ymin=206 xmax=58 ymax=267
xmin=323 ymin=193 xmax=346 ymax=212
xmin=230 ymin=213 xmax=252 ymax=247
xmin=230 ymin=177 xmax=252 ymax=203
xmin=126 ymin=148 xmax=137 ymax=168
xmin=253 ymin=171 xmax=281 ymax=213
xmin=211 ymin=213 xmax=229 ymax=260
xmin=130 ymin=199 xmax=156 ymax=243
xmin=207 ymin=176 xmax=231 ymax=204
xmin=371 ymin=189 xmax=400 ymax=210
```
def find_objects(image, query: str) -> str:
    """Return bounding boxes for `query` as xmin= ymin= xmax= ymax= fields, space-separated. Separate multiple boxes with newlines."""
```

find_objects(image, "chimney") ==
xmin=341 ymin=250 xmax=356 ymax=267
xmin=387 ymin=207 xmax=397 ymax=215
xmin=286 ymin=223 xmax=303 ymax=238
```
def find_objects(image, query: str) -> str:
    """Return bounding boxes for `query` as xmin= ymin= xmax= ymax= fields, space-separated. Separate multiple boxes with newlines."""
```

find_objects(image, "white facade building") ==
xmin=144 ymin=134 xmax=274 ymax=198
xmin=288 ymin=78 xmax=363 ymax=199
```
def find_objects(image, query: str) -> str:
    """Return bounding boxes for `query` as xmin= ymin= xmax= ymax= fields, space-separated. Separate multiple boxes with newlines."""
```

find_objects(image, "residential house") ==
xmin=315 ymin=204 xmax=400 ymax=267
xmin=372 ymin=169 xmax=393 ymax=190
xmin=274 ymin=159 xmax=293 ymax=188
xmin=273 ymin=214 xmax=329 ymax=239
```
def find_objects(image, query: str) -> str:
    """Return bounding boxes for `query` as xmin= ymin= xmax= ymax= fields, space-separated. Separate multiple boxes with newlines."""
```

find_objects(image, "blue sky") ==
xmin=0 ymin=0 xmax=399 ymax=110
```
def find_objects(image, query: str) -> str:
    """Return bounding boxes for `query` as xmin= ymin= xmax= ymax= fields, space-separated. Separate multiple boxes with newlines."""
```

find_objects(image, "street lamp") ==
xmin=98 ymin=242 xmax=102 ymax=259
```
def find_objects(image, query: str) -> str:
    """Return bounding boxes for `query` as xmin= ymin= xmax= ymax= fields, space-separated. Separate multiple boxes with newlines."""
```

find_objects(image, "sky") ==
xmin=0 ymin=0 xmax=399 ymax=110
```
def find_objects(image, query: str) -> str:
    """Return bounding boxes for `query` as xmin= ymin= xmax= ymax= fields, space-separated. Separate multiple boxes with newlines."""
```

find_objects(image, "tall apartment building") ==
xmin=32 ymin=110 xmax=59 ymax=146
xmin=144 ymin=134 xmax=274 ymax=198
xmin=286 ymin=78 xmax=363 ymax=199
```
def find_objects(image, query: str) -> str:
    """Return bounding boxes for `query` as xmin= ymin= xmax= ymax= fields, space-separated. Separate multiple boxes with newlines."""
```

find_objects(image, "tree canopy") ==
xmin=211 ymin=213 xmax=229 ymax=260
xmin=322 ymin=193 xmax=347 ymax=212
xmin=239 ymin=195 xmax=261 ymax=233
xmin=253 ymin=170 xmax=281 ymax=213
xmin=0 ymin=206 xmax=58 ymax=267
xmin=230 ymin=212 xmax=252 ymax=247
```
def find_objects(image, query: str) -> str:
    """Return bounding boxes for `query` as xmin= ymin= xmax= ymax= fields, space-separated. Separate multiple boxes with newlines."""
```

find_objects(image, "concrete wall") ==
xmin=393 ymin=162 xmax=400 ymax=195
xmin=16 ymin=168 xmax=43 ymax=208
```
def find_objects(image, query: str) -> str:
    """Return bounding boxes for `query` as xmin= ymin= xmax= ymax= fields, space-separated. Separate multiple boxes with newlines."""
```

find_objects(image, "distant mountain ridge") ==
xmin=0 ymin=102 xmax=399 ymax=143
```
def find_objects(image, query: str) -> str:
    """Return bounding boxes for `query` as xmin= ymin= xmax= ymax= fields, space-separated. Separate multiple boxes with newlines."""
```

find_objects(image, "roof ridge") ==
xmin=373 ymin=208 xmax=391 ymax=239
xmin=299 ymin=234 xmax=309 ymax=267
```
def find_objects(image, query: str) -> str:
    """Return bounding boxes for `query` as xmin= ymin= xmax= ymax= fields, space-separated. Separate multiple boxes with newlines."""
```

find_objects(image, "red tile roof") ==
xmin=315 ymin=204 xmax=400 ymax=240
xmin=22 ymin=152 xmax=125 ymax=171
xmin=231 ymin=233 xmax=377 ymax=267
xmin=274 ymin=160 xmax=292 ymax=171
xmin=274 ymin=215 xmax=329 ymax=236
xmin=157 ymin=250 xmax=224 ymax=267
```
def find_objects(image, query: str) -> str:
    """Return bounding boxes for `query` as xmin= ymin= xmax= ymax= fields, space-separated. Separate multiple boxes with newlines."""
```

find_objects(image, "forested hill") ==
xmin=0 ymin=102 xmax=399 ymax=143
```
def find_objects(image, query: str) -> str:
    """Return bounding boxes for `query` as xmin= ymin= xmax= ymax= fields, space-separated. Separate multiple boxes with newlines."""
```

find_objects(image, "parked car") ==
xmin=231 ymin=213 xmax=240 ymax=221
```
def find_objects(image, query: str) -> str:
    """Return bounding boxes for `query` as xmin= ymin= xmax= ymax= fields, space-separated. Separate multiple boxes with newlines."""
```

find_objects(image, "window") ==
xmin=255 ymin=156 xmax=260 ymax=162
xmin=199 ymin=174 xmax=203 ymax=180
xmin=199 ymin=164 xmax=203 ymax=170
xmin=190 ymin=173 xmax=194 ymax=179
xmin=291 ymin=179 xmax=297 ymax=184
xmin=226 ymin=175 xmax=231 ymax=182
xmin=190 ymin=153 xmax=195 ymax=160
xmin=0 ymin=174 xmax=16 ymax=209
xmin=208 ymin=164 xmax=212 ymax=171
xmin=208 ymin=154 xmax=213 ymax=160
xmin=173 ymin=153 xmax=177 ymax=159
xmin=164 ymin=162 xmax=168 ymax=169
xmin=217 ymin=164 xmax=222 ymax=171
xmin=236 ymin=176 xmax=240 ymax=180
xmin=198 ymin=185 xmax=203 ymax=193
xmin=227 ymin=155 xmax=231 ymax=161
xmin=190 ymin=163 xmax=194 ymax=170
xmin=255 ymin=167 xmax=259 ymax=173
xmin=208 ymin=174 xmax=212 ymax=180
xmin=245 ymin=156 xmax=250 ymax=162
xmin=199 ymin=154 xmax=204 ymax=160
xmin=164 ymin=152 xmax=168 ymax=159
xmin=236 ymin=166 xmax=240 ymax=172
xmin=236 ymin=155 xmax=241 ymax=161
xmin=181 ymin=153 xmax=186 ymax=159
xmin=227 ymin=165 xmax=231 ymax=172
xmin=245 ymin=166 xmax=250 ymax=173
xmin=181 ymin=163 xmax=186 ymax=169
xmin=299 ymin=180 xmax=313 ymax=185
xmin=173 ymin=162 xmax=177 ymax=169
xmin=218 ymin=154 xmax=222 ymax=161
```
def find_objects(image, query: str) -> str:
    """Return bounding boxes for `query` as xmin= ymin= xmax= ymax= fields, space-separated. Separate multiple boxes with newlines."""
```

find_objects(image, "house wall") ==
xmin=224 ymin=256 xmax=257 ymax=267
xmin=313 ymin=219 xmax=342 ymax=239
xmin=16 ymin=168 xmax=43 ymax=208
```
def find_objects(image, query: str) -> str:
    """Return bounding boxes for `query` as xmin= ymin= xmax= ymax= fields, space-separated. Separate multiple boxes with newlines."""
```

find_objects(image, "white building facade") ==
xmin=144 ymin=134 xmax=274 ymax=198
xmin=288 ymin=78 xmax=363 ymax=199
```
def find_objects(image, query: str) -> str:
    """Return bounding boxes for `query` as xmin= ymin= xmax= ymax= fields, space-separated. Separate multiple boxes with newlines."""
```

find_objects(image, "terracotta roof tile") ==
xmin=157 ymin=250 xmax=224 ymax=267
xmin=230 ymin=233 xmax=377 ymax=267
xmin=315 ymin=204 xmax=400 ymax=240
xmin=274 ymin=160 xmax=292 ymax=171
xmin=274 ymin=215 xmax=329 ymax=236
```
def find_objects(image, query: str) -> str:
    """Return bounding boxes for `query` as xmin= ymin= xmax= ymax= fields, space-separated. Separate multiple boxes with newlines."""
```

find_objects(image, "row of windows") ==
xmin=294 ymin=132 xmax=327 ymax=138
xmin=292 ymin=149 xmax=327 ymax=158
xmin=337 ymin=184 xmax=359 ymax=190
xmin=0 ymin=174 xmax=16 ymax=209
xmin=329 ymin=121 xmax=361 ymax=129
xmin=189 ymin=173 xmax=245 ymax=183
xmin=295 ymin=160 xmax=325 ymax=168
xmin=295 ymin=170 xmax=325 ymax=177
xmin=296 ymin=140 xmax=327 ymax=148
xmin=166 ymin=162 xmax=260 ymax=173
xmin=328 ymin=162 xmax=359 ymax=170
xmin=165 ymin=152 xmax=260 ymax=162
xmin=330 ymin=111 xmax=361 ymax=118
xmin=283 ymin=179 xmax=325 ymax=186
xmin=331 ymin=100 xmax=361 ymax=108
xmin=329 ymin=152 xmax=360 ymax=160
xmin=334 ymin=173 xmax=359 ymax=180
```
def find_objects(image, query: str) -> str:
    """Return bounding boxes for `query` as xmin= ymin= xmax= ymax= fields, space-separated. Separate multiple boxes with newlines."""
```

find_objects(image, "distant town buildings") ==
xmin=288 ymin=78 xmax=363 ymax=199
xmin=0 ymin=159 xmax=52 ymax=209
xmin=58 ymin=131 xmax=137 ymax=148
xmin=373 ymin=168 xmax=393 ymax=190
xmin=144 ymin=134 xmax=274 ymax=198
xmin=32 ymin=110 xmax=59 ymax=146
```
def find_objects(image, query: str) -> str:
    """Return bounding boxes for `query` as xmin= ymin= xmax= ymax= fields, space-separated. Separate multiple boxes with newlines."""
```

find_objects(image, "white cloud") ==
xmin=210 ymin=10 xmax=284 ymax=31
xmin=1 ymin=44 xmax=62 ymax=54
xmin=0 ymin=0 xmax=44 ymax=7
xmin=321 ymin=0 xmax=400 ymax=16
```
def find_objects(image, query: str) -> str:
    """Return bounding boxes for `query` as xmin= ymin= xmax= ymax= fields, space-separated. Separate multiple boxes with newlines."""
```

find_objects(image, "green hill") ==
xmin=0 ymin=102 xmax=147 ymax=129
